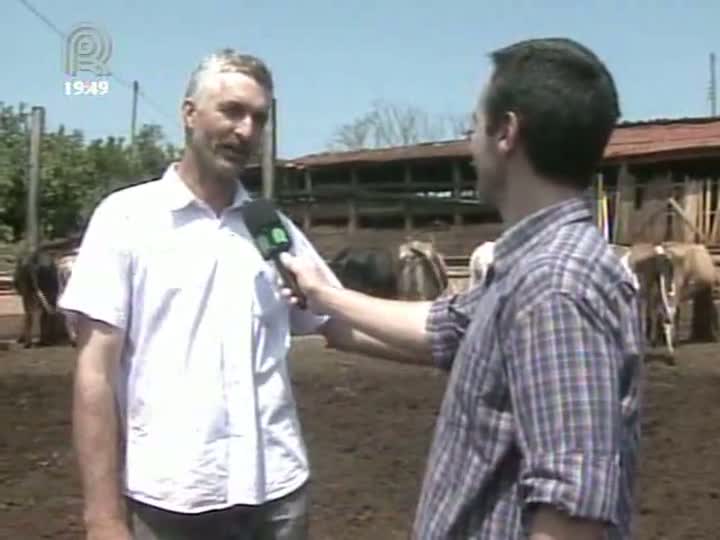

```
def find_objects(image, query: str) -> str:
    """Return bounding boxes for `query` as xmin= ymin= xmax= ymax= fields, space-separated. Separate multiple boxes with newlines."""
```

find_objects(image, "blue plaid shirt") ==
xmin=413 ymin=197 xmax=644 ymax=539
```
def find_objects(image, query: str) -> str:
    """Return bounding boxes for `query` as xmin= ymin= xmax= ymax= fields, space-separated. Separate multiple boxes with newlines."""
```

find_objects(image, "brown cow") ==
xmin=396 ymin=240 xmax=450 ymax=301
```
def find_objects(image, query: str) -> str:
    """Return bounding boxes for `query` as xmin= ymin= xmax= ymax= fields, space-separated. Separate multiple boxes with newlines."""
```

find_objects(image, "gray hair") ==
xmin=184 ymin=48 xmax=274 ymax=101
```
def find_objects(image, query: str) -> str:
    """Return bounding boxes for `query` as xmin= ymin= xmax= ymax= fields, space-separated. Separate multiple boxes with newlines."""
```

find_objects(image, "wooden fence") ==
xmin=591 ymin=167 xmax=720 ymax=246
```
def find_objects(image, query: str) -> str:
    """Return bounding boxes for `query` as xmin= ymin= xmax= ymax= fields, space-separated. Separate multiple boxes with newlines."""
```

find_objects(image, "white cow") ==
xmin=55 ymin=250 xmax=78 ymax=345
xmin=468 ymin=241 xmax=495 ymax=289
xmin=612 ymin=243 xmax=676 ymax=355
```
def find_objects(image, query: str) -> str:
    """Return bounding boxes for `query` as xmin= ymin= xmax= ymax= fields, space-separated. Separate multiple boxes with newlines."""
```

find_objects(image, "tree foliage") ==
xmin=0 ymin=102 xmax=181 ymax=243
xmin=328 ymin=100 xmax=471 ymax=151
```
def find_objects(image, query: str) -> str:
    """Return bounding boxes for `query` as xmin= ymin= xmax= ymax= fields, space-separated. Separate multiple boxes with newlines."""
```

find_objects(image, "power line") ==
xmin=16 ymin=0 xmax=176 ymax=127
xmin=17 ymin=0 xmax=64 ymax=37
xmin=138 ymin=88 xmax=177 ymax=124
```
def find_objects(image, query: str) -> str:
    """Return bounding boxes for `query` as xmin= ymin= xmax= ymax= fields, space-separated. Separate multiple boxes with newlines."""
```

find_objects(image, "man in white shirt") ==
xmin=60 ymin=49 xmax=338 ymax=540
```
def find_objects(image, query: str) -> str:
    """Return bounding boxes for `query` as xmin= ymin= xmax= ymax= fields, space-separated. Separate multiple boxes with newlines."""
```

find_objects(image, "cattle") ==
xmin=328 ymin=247 xmax=398 ymax=298
xmin=55 ymin=250 xmax=78 ymax=344
xmin=617 ymin=243 xmax=675 ymax=353
xmin=658 ymin=242 xmax=718 ymax=347
xmin=615 ymin=241 xmax=719 ymax=356
xmin=396 ymin=240 xmax=450 ymax=301
xmin=468 ymin=241 xmax=495 ymax=289
xmin=327 ymin=241 xmax=450 ymax=301
xmin=611 ymin=244 xmax=639 ymax=287
xmin=13 ymin=249 xmax=64 ymax=347
xmin=12 ymin=247 xmax=78 ymax=348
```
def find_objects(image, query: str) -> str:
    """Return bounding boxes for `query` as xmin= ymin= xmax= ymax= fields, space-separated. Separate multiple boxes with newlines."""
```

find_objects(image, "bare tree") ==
xmin=328 ymin=114 xmax=375 ymax=150
xmin=328 ymin=100 xmax=471 ymax=151
xmin=446 ymin=113 xmax=473 ymax=139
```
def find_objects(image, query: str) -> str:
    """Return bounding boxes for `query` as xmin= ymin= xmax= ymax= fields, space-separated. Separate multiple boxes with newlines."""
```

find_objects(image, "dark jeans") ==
xmin=127 ymin=483 xmax=309 ymax=540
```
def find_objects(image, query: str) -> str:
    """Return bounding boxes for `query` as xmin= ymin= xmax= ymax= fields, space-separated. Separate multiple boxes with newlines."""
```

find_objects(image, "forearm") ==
xmin=321 ymin=317 xmax=433 ymax=366
xmin=315 ymin=285 xmax=432 ymax=360
xmin=72 ymin=368 xmax=125 ymax=527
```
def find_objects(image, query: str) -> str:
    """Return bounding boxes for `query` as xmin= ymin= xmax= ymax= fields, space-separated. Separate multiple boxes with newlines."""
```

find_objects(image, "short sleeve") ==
xmin=282 ymin=215 xmax=342 ymax=335
xmin=425 ymin=286 xmax=483 ymax=370
xmin=58 ymin=196 xmax=132 ymax=331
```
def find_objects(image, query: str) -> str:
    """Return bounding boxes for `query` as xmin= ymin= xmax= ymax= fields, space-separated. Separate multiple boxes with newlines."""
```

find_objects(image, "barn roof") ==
xmin=284 ymin=116 xmax=720 ymax=169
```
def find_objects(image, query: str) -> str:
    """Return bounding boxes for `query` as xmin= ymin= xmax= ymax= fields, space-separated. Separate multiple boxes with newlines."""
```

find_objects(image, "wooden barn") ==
xmin=240 ymin=116 xmax=720 ymax=263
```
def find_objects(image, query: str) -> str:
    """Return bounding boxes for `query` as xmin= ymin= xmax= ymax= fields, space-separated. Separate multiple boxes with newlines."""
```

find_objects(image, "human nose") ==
xmin=233 ymin=114 xmax=254 ymax=139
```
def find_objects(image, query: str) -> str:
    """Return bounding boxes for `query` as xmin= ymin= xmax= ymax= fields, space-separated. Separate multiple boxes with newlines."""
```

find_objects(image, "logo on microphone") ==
xmin=64 ymin=22 xmax=112 ymax=77
xmin=271 ymin=227 xmax=289 ymax=245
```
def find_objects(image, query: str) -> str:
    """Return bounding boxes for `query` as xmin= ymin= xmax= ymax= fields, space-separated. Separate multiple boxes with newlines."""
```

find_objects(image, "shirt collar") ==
xmin=160 ymin=162 xmax=251 ymax=212
xmin=491 ymin=196 xmax=593 ymax=280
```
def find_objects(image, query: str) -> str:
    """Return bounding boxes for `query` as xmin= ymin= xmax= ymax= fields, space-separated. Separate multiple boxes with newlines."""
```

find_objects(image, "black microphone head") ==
xmin=240 ymin=198 xmax=293 ymax=260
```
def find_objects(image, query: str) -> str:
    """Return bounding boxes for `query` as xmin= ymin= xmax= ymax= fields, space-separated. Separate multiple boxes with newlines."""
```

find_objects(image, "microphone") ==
xmin=240 ymin=198 xmax=307 ymax=310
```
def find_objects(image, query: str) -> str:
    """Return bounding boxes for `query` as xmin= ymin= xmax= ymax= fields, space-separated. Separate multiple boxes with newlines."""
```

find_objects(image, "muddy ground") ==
xmin=1 ymin=312 xmax=719 ymax=539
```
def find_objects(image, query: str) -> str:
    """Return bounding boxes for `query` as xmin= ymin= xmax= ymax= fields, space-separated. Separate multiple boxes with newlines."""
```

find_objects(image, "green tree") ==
xmin=0 ymin=104 xmax=182 ymax=243
xmin=0 ymin=102 xmax=30 ymax=241
xmin=39 ymin=127 xmax=97 ymax=238
xmin=130 ymin=124 xmax=179 ymax=179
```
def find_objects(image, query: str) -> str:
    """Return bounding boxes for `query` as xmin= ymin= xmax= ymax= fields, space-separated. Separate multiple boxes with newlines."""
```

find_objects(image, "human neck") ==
xmin=176 ymin=152 xmax=238 ymax=215
xmin=497 ymin=170 xmax=585 ymax=228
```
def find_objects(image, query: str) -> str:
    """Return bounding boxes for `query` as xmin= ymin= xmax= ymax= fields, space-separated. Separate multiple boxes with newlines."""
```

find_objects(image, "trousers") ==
xmin=127 ymin=483 xmax=309 ymax=540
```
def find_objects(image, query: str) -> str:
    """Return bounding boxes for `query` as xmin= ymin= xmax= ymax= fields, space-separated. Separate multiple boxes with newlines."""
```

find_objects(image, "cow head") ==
xmin=653 ymin=245 xmax=677 ymax=351
xmin=329 ymin=247 xmax=398 ymax=299
xmin=397 ymin=241 xmax=449 ymax=301
xmin=626 ymin=243 xmax=676 ymax=353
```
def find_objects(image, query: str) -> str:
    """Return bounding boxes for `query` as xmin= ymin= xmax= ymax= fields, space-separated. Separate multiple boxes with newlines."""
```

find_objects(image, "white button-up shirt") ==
xmin=59 ymin=164 xmax=338 ymax=513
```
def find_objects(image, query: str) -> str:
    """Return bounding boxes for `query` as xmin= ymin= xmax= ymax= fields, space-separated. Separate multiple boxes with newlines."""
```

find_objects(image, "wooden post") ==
xmin=614 ymin=164 xmax=635 ymax=245
xmin=710 ymin=178 xmax=720 ymax=243
xmin=261 ymin=97 xmax=277 ymax=199
xmin=705 ymin=178 xmax=712 ymax=238
xmin=669 ymin=197 xmax=707 ymax=243
xmin=682 ymin=176 xmax=701 ymax=242
xmin=637 ymin=173 xmax=672 ymax=243
xmin=302 ymin=169 xmax=312 ymax=231
xmin=403 ymin=163 xmax=413 ymax=232
xmin=348 ymin=168 xmax=358 ymax=233
xmin=452 ymin=160 xmax=463 ymax=226
xmin=27 ymin=106 xmax=44 ymax=252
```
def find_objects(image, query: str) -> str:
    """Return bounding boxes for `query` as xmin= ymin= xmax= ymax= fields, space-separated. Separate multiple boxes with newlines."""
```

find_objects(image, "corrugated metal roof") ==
xmin=286 ymin=116 xmax=720 ymax=169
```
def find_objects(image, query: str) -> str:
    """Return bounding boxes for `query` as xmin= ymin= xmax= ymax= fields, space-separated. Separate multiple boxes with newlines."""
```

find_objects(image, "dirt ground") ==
xmin=1 ymin=311 xmax=719 ymax=539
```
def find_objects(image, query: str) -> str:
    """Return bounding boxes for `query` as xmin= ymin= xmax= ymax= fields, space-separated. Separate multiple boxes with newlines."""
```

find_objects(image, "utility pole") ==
xmin=125 ymin=80 xmax=140 ymax=186
xmin=131 ymin=80 xmax=139 ymax=145
xmin=27 ymin=106 xmax=45 ymax=252
xmin=261 ymin=97 xmax=277 ymax=199
xmin=710 ymin=53 xmax=717 ymax=116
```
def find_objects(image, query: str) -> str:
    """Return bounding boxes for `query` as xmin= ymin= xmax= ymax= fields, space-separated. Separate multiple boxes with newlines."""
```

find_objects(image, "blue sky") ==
xmin=2 ymin=0 xmax=719 ymax=159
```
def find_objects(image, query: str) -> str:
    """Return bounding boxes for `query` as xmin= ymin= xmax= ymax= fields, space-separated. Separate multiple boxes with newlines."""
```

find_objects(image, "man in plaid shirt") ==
xmin=282 ymin=37 xmax=644 ymax=539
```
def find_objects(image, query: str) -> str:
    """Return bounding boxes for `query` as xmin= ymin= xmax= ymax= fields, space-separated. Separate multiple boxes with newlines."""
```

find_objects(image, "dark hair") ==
xmin=484 ymin=38 xmax=620 ymax=188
